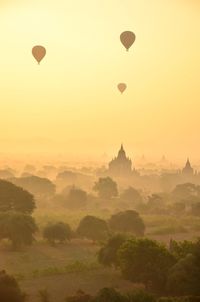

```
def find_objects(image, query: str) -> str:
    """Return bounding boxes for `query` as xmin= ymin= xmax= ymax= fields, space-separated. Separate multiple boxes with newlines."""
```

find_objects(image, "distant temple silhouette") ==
xmin=108 ymin=144 xmax=138 ymax=177
xmin=182 ymin=158 xmax=194 ymax=176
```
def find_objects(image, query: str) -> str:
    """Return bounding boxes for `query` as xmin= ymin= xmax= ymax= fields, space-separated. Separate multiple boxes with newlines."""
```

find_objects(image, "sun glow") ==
xmin=0 ymin=0 xmax=199 ymax=160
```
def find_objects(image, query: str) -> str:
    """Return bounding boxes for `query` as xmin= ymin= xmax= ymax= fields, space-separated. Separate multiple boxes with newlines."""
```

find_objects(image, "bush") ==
xmin=43 ymin=222 xmax=72 ymax=245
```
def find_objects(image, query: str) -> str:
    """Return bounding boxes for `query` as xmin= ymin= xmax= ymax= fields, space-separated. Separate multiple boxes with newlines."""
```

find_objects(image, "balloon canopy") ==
xmin=120 ymin=31 xmax=136 ymax=51
xmin=118 ymin=83 xmax=127 ymax=94
xmin=32 ymin=46 xmax=46 ymax=64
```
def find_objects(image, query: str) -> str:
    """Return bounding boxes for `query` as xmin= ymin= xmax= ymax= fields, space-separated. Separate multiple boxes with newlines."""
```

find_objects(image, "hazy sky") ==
xmin=0 ymin=0 xmax=199 ymax=161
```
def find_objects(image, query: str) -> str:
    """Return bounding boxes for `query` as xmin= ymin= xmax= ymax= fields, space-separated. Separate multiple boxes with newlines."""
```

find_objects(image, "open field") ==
xmin=0 ymin=239 xmax=137 ymax=302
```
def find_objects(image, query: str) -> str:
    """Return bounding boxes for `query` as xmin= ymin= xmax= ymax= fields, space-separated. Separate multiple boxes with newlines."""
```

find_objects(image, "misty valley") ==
xmin=0 ymin=145 xmax=200 ymax=302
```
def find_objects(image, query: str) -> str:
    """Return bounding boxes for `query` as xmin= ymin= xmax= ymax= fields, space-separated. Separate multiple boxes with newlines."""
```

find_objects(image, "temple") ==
xmin=108 ymin=144 xmax=137 ymax=177
xmin=182 ymin=158 xmax=194 ymax=176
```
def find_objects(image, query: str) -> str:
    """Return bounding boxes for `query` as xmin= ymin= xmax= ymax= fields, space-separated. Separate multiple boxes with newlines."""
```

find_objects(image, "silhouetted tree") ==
xmin=0 ymin=211 xmax=37 ymax=249
xmin=43 ymin=222 xmax=72 ymax=245
xmin=38 ymin=289 xmax=51 ymax=302
xmin=167 ymin=254 xmax=200 ymax=296
xmin=98 ymin=233 xmax=129 ymax=268
xmin=93 ymin=177 xmax=118 ymax=199
xmin=66 ymin=290 xmax=92 ymax=302
xmin=172 ymin=183 xmax=200 ymax=203
xmin=119 ymin=238 xmax=175 ymax=293
xmin=93 ymin=288 xmax=125 ymax=302
xmin=109 ymin=210 xmax=145 ymax=236
xmin=191 ymin=202 xmax=200 ymax=216
xmin=0 ymin=270 xmax=26 ymax=302
xmin=120 ymin=187 xmax=143 ymax=206
xmin=0 ymin=180 xmax=35 ymax=214
xmin=169 ymin=239 xmax=197 ymax=260
xmin=10 ymin=176 xmax=56 ymax=199
xmin=77 ymin=216 xmax=109 ymax=242
xmin=145 ymin=194 xmax=166 ymax=214
xmin=125 ymin=290 xmax=156 ymax=302
xmin=66 ymin=187 xmax=87 ymax=209
xmin=0 ymin=169 xmax=15 ymax=179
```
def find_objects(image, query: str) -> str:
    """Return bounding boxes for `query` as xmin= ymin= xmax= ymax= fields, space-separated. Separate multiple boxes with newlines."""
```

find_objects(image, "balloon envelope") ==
xmin=118 ymin=83 xmax=127 ymax=94
xmin=120 ymin=31 xmax=136 ymax=51
xmin=32 ymin=46 xmax=46 ymax=64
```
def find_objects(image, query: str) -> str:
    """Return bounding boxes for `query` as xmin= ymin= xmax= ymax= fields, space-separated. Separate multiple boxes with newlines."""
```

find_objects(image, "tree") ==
xmin=98 ymin=234 xmax=129 ymax=268
xmin=76 ymin=216 xmax=109 ymax=242
xmin=93 ymin=177 xmax=118 ymax=199
xmin=0 ymin=270 xmax=26 ymax=302
xmin=119 ymin=238 xmax=175 ymax=293
xmin=43 ymin=222 xmax=72 ymax=245
xmin=144 ymin=194 xmax=168 ymax=215
xmin=167 ymin=254 xmax=200 ymax=296
xmin=191 ymin=202 xmax=200 ymax=216
xmin=66 ymin=290 xmax=92 ymax=302
xmin=93 ymin=288 xmax=125 ymax=302
xmin=120 ymin=187 xmax=143 ymax=206
xmin=109 ymin=210 xmax=145 ymax=236
xmin=66 ymin=187 xmax=87 ymax=209
xmin=10 ymin=176 xmax=56 ymax=199
xmin=125 ymin=290 xmax=156 ymax=302
xmin=169 ymin=239 xmax=197 ymax=260
xmin=0 ymin=180 xmax=35 ymax=214
xmin=0 ymin=211 xmax=37 ymax=249
xmin=171 ymin=183 xmax=200 ymax=206
xmin=38 ymin=289 xmax=51 ymax=302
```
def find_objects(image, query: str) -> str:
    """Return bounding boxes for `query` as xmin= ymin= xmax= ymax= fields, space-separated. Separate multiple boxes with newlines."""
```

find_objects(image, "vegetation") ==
xmin=10 ymin=176 xmax=56 ymax=199
xmin=1 ymin=169 xmax=200 ymax=300
xmin=118 ymin=238 xmax=175 ymax=293
xmin=76 ymin=215 xmax=109 ymax=241
xmin=93 ymin=177 xmax=118 ymax=199
xmin=43 ymin=222 xmax=72 ymax=245
xmin=98 ymin=233 xmax=129 ymax=268
xmin=0 ymin=270 xmax=25 ymax=302
xmin=0 ymin=179 xmax=35 ymax=214
xmin=109 ymin=210 xmax=145 ymax=236
xmin=120 ymin=187 xmax=143 ymax=206
xmin=66 ymin=187 xmax=87 ymax=209
xmin=0 ymin=211 xmax=37 ymax=249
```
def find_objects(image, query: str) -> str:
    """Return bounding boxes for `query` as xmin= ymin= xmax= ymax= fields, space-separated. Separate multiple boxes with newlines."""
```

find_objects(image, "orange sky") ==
xmin=0 ymin=0 xmax=199 ymax=162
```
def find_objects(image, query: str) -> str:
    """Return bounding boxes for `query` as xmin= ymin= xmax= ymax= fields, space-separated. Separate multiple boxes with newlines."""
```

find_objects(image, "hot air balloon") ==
xmin=118 ymin=83 xmax=127 ymax=94
xmin=120 ymin=31 xmax=136 ymax=51
xmin=32 ymin=45 xmax=46 ymax=64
